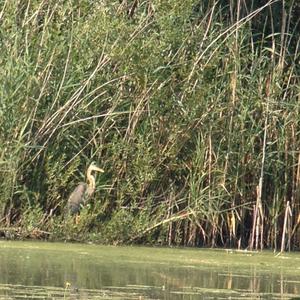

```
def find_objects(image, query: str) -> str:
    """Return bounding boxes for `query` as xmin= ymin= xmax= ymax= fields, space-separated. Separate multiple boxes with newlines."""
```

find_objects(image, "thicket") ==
xmin=0 ymin=0 xmax=299 ymax=250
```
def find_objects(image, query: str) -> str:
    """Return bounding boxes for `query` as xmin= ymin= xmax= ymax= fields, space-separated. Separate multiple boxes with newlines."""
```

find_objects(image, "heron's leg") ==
xmin=75 ymin=214 xmax=80 ymax=225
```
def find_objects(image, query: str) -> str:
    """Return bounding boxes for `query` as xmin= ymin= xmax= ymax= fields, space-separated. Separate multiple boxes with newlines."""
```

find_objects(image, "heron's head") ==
xmin=86 ymin=162 xmax=104 ymax=191
xmin=88 ymin=161 xmax=104 ymax=174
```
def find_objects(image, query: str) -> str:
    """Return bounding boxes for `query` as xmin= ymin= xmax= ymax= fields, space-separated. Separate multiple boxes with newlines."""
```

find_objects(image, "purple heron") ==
xmin=67 ymin=162 xmax=104 ymax=215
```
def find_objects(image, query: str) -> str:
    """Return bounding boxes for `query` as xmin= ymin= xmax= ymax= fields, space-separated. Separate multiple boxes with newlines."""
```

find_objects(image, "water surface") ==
xmin=0 ymin=241 xmax=300 ymax=299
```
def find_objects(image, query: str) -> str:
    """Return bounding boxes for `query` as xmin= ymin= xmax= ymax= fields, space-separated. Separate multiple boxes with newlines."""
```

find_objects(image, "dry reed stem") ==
xmin=131 ymin=210 xmax=192 ymax=241
xmin=281 ymin=201 xmax=292 ymax=252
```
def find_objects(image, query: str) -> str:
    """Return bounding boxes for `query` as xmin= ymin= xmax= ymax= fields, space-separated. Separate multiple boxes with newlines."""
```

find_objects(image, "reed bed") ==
xmin=0 ymin=0 xmax=299 ymax=249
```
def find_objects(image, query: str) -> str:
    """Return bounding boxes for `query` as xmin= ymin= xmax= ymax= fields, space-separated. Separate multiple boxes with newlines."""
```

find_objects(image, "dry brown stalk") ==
xmin=281 ymin=201 xmax=292 ymax=252
xmin=131 ymin=210 xmax=192 ymax=241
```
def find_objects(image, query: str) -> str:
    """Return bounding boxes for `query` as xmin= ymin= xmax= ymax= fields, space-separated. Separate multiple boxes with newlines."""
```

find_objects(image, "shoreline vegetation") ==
xmin=0 ymin=1 xmax=299 ymax=250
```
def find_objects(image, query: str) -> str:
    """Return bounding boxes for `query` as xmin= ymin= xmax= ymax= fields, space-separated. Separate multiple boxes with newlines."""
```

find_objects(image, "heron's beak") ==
xmin=90 ymin=165 xmax=104 ymax=173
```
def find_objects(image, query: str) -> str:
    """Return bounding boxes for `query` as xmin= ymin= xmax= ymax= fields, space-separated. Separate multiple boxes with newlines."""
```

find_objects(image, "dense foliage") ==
xmin=0 ymin=0 xmax=299 ymax=250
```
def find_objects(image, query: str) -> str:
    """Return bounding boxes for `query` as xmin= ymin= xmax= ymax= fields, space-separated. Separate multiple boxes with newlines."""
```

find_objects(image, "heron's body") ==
xmin=68 ymin=182 xmax=87 ymax=214
xmin=67 ymin=163 xmax=104 ymax=215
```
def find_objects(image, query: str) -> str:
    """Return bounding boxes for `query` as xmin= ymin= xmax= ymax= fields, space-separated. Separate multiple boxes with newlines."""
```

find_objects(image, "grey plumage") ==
xmin=68 ymin=182 xmax=87 ymax=215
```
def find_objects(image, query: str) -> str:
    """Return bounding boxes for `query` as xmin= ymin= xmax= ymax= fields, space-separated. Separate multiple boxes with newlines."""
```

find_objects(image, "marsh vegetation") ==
xmin=0 ymin=1 xmax=299 ymax=249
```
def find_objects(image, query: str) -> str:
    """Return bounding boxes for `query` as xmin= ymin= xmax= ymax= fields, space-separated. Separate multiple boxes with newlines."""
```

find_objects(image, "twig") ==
xmin=130 ymin=211 xmax=192 ymax=241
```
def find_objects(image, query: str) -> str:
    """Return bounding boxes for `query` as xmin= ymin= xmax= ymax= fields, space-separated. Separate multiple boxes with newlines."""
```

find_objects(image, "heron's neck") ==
xmin=86 ymin=170 xmax=95 ymax=190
